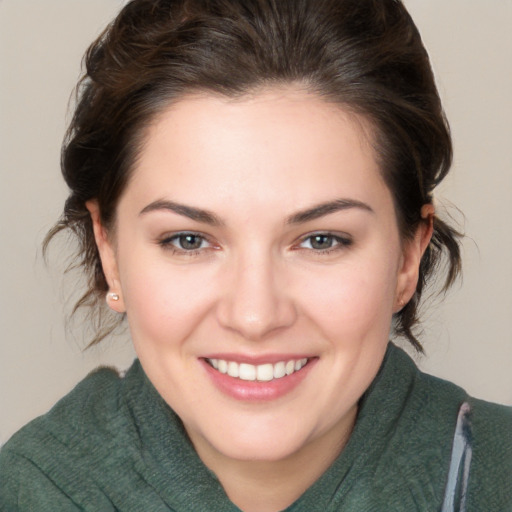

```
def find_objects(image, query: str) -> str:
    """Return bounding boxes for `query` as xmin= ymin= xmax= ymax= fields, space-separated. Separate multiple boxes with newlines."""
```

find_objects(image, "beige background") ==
xmin=1 ymin=0 xmax=511 ymax=445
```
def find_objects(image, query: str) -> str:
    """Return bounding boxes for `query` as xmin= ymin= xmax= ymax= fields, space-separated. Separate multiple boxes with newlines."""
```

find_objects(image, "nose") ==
xmin=216 ymin=251 xmax=297 ymax=341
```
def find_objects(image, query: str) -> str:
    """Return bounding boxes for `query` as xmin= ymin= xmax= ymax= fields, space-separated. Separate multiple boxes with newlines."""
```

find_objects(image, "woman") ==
xmin=1 ymin=0 xmax=510 ymax=510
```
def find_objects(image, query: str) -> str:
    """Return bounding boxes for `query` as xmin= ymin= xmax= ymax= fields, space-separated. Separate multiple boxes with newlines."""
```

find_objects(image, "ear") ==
xmin=85 ymin=200 xmax=126 ymax=313
xmin=394 ymin=204 xmax=434 ymax=312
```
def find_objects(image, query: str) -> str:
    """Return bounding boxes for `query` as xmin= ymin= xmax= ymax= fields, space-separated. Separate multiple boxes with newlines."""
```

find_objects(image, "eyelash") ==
xmin=158 ymin=231 xmax=353 ymax=257
xmin=158 ymin=232 xmax=214 ymax=256
xmin=295 ymin=232 xmax=353 ymax=255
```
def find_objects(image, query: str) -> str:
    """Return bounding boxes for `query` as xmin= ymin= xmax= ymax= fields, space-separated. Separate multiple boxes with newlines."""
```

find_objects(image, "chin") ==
xmin=211 ymin=432 xmax=311 ymax=463
xmin=189 ymin=410 xmax=329 ymax=464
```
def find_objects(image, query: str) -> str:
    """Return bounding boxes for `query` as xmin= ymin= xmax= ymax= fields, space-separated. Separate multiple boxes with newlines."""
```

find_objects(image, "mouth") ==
xmin=205 ymin=357 xmax=310 ymax=382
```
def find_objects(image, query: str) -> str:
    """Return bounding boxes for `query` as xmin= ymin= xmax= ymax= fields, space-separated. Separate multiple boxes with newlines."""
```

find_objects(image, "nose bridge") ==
xmin=217 ymin=245 xmax=295 ymax=340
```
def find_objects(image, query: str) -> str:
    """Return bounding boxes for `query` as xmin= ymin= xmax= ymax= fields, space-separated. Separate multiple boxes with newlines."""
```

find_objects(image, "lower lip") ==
xmin=201 ymin=358 xmax=317 ymax=402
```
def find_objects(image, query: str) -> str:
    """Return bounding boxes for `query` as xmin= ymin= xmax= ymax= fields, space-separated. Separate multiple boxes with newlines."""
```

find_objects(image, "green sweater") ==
xmin=1 ymin=344 xmax=510 ymax=511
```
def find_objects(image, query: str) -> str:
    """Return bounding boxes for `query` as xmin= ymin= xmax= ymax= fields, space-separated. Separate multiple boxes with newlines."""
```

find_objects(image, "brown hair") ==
xmin=46 ymin=0 xmax=461 ymax=351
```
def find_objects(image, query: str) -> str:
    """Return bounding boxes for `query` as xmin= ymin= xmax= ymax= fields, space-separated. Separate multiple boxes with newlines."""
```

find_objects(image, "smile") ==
xmin=206 ymin=358 xmax=309 ymax=382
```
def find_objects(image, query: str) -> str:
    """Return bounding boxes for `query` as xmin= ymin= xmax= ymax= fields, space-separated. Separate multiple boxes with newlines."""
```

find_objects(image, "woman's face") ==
xmin=93 ymin=88 xmax=425 ymax=464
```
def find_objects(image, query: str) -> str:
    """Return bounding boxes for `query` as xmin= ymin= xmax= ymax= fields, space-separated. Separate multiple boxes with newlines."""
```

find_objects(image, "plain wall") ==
xmin=1 ymin=0 xmax=511 ymax=445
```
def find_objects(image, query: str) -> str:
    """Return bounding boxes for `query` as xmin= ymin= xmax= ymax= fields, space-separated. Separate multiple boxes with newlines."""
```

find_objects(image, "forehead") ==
xmin=125 ymin=87 xmax=390 ymax=215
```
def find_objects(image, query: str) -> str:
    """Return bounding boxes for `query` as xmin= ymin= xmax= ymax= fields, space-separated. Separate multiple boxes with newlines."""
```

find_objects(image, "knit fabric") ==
xmin=1 ymin=344 xmax=511 ymax=511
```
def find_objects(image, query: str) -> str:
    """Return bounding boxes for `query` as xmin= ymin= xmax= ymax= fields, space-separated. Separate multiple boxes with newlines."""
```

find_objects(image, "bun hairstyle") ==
xmin=46 ymin=0 xmax=461 ymax=350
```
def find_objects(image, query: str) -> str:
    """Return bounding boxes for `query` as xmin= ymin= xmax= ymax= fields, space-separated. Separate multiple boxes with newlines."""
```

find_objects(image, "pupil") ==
xmin=311 ymin=235 xmax=332 ymax=249
xmin=180 ymin=234 xmax=201 ymax=250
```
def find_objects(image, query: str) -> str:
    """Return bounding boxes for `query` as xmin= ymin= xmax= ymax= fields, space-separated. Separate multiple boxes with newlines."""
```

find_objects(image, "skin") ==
xmin=88 ymin=87 xmax=433 ymax=512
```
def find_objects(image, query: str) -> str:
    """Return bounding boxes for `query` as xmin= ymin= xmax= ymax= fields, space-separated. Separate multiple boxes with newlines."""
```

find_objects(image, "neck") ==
xmin=188 ymin=405 xmax=357 ymax=512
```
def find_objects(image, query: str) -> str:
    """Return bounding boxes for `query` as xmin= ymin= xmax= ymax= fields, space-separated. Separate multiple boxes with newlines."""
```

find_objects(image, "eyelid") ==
xmin=293 ymin=231 xmax=353 ymax=252
xmin=158 ymin=231 xmax=218 ymax=253
xmin=156 ymin=230 xmax=352 ymax=256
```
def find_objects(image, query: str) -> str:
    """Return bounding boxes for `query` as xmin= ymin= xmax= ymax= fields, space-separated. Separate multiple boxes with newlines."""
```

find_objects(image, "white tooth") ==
xmin=295 ymin=360 xmax=302 ymax=371
xmin=210 ymin=359 xmax=219 ymax=370
xmin=227 ymin=361 xmax=239 ymax=378
xmin=239 ymin=363 xmax=256 ymax=381
xmin=218 ymin=359 xmax=228 ymax=374
xmin=257 ymin=364 xmax=274 ymax=381
xmin=273 ymin=361 xmax=286 ymax=379
xmin=301 ymin=358 xmax=308 ymax=367
xmin=285 ymin=360 xmax=295 ymax=375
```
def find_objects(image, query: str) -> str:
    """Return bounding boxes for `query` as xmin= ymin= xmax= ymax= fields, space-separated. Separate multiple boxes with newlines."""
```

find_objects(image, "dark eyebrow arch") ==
xmin=139 ymin=200 xmax=224 ymax=226
xmin=286 ymin=198 xmax=374 ymax=224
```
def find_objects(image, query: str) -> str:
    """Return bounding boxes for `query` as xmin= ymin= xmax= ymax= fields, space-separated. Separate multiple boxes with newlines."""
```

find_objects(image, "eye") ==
xmin=298 ymin=233 xmax=352 ymax=252
xmin=159 ymin=232 xmax=211 ymax=253
xmin=175 ymin=233 xmax=207 ymax=250
xmin=303 ymin=234 xmax=336 ymax=250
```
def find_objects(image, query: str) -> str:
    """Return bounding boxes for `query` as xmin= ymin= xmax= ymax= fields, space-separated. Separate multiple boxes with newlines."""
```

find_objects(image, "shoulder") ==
xmin=0 ymin=364 xmax=135 ymax=511
xmin=393 ymin=346 xmax=511 ymax=462
xmin=394 ymin=346 xmax=512 ymax=510
xmin=388 ymin=344 xmax=511 ymax=429
xmin=470 ymin=394 xmax=512 ymax=434
xmin=3 ymin=364 xmax=125 ymax=453
xmin=466 ymin=397 xmax=512 ymax=510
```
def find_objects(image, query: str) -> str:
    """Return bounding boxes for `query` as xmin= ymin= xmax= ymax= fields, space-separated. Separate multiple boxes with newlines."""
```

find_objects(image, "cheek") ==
xmin=119 ymin=255 xmax=218 ymax=346
xmin=296 ymin=258 xmax=398 ymax=339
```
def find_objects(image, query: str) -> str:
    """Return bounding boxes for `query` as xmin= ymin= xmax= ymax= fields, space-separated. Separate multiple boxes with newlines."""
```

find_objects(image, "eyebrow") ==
xmin=139 ymin=200 xmax=224 ymax=226
xmin=286 ymin=198 xmax=374 ymax=224
xmin=139 ymin=197 xmax=373 ymax=226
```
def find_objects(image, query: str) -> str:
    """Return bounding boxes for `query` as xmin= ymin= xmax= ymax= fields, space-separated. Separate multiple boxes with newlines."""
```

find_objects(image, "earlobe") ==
xmin=394 ymin=204 xmax=434 ymax=312
xmin=85 ymin=200 xmax=126 ymax=313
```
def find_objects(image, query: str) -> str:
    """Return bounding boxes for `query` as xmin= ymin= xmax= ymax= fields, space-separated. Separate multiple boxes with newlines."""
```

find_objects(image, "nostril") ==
xmin=216 ymin=291 xmax=297 ymax=340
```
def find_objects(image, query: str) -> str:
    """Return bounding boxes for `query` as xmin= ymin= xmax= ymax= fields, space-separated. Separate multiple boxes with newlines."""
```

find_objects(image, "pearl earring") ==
xmin=106 ymin=292 xmax=120 ymax=302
